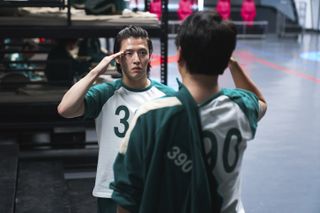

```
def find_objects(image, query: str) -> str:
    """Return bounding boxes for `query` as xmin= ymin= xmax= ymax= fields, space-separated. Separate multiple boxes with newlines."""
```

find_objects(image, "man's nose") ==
xmin=132 ymin=52 xmax=141 ymax=63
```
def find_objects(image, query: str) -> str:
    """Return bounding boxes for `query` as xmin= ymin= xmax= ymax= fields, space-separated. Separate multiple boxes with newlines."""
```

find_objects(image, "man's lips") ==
xmin=132 ymin=67 xmax=142 ymax=71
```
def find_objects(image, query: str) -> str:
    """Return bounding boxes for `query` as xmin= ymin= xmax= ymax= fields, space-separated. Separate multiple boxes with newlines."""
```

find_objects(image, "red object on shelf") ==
xmin=177 ymin=0 xmax=193 ymax=20
xmin=38 ymin=37 xmax=46 ymax=43
xmin=241 ymin=0 xmax=256 ymax=26
xmin=216 ymin=0 xmax=231 ymax=20
xmin=150 ymin=0 xmax=162 ymax=20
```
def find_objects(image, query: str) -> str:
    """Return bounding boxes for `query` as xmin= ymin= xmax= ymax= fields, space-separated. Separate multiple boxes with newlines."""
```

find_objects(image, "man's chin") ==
xmin=132 ymin=72 xmax=147 ymax=79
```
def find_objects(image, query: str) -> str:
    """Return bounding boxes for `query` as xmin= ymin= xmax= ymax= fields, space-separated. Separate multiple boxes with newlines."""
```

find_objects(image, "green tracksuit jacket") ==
xmin=111 ymin=82 xmax=260 ymax=213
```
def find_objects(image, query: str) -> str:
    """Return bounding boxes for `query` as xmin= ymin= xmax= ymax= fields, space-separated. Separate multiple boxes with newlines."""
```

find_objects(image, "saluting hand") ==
xmin=93 ymin=51 xmax=123 ymax=76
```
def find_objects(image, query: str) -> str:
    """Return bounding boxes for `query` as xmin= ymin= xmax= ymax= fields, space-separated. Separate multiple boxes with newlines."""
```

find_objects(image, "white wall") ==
xmin=312 ymin=0 xmax=320 ymax=30
xmin=294 ymin=0 xmax=320 ymax=30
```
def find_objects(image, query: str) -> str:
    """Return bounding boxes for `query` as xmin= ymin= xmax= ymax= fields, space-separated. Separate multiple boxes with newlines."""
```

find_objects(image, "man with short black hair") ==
xmin=111 ymin=11 xmax=267 ymax=213
xmin=57 ymin=25 xmax=174 ymax=213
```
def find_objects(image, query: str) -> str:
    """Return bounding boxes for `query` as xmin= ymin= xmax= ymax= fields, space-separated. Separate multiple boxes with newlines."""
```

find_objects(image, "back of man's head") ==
xmin=114 ymin=25 xmax=153 ymax=73
xmin=175 ymin=10 xmax=237 ymax=75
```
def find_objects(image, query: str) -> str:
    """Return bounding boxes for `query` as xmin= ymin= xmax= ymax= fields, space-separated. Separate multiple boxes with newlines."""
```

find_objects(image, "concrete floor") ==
xmin=150 ymin=32 xmax=320 ymax=213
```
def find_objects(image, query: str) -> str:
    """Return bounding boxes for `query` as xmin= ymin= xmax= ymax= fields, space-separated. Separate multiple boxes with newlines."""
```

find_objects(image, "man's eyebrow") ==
xmin=124 ymin=47 xmax=148 ymax=51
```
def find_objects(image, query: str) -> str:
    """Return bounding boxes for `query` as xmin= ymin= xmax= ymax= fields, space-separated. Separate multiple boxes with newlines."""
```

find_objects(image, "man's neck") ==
xmin=182 ymin=74 xmax=219 ymax=104
xmin=122 ymin=78 xmax=150 ymax=89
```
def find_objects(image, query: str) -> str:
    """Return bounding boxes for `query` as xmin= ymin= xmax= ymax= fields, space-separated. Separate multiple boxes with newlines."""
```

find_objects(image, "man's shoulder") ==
xmin=150 ymin=79 xmax=175 ymax=94
xmin=104 ymin=79 xmax=122 ymax=90
xmin=85 ymin=80 xmax=122 ymax=107
xmin=222 ymin=87 xmax=256 ymax=97
xmin=137 ymin=96 xmax=182 ymax=118
xmin=89 ymin=79 xmax=122 ymax=93
xmin=220 ymin=88 xmax=260 ymax=135
xmin=221 ymin=88 xmax=259 ymax=107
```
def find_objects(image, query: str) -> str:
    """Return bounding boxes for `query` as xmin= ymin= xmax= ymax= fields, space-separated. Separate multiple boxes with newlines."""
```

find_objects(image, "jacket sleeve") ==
xmin=111 ymin=115 xmax=146 ymax=213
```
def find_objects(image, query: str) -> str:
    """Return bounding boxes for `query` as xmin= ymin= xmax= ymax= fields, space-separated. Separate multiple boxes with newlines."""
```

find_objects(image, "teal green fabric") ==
xmin=152 ymin=80 xmax=177 ymax=96
xmin=84 ymin=79 xmax=121 ymax=119
xmin=111 ymin=84 xmax=221 ymax=213
xmin=97 ymin=198 xmax=116 ymax=213
xmin=221 ymin=88 xmax=259 ymax=136
xmin=111 ymin=82 xmax=260 ymax=213
xmin=175 ymin=83 xmax=223 ymax=212
xmin=112 ymin=105 xmax=189 ymax=212
xmin=84 ymin=79 xmax=175 ymax=119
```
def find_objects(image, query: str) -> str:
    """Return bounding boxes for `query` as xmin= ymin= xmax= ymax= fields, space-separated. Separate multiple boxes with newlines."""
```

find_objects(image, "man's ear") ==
xmin=177 ymin=47 xmax=184 ymax=65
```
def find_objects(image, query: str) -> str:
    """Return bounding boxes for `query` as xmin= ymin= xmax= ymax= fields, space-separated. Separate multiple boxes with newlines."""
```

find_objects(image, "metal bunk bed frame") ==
xmin=0 ymin=0 xmax=169 ymax=84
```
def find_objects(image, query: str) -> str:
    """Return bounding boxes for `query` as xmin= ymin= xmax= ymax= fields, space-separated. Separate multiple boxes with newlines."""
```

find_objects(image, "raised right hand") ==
xmin=93 ymin=51 xmax=123 ymax=76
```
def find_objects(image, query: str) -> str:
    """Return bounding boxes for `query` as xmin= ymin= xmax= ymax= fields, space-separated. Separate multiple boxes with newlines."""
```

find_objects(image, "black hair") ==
xmin=175 ymin=10 xmax=237 ymax=75
xmin=56 ymin=38 xmax=78 ymax=47
xmin=114 ymin=25 xmax=153 ymax=73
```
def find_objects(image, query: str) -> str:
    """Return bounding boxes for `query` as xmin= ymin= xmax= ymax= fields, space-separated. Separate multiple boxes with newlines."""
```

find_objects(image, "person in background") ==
xmin=78 ymin=38 xmax=109 ymax=63
xmin=45 ymin=38 xmax=88 ymax=86
xmin=111 ymin=10 xmax=267 ymax=213
xmin=57 ymin=26 xmax=175 ymax=213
